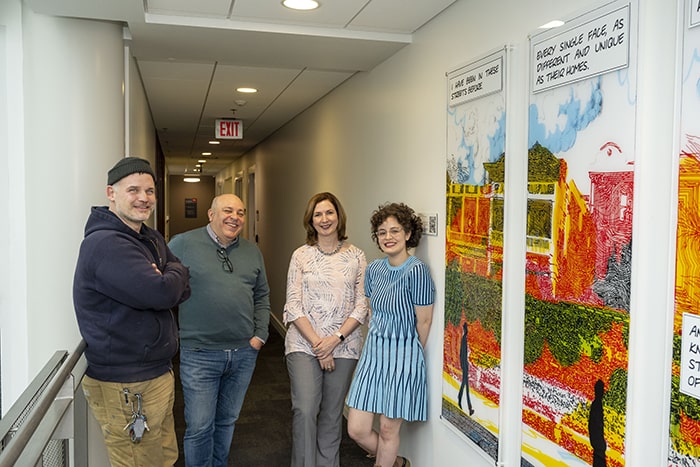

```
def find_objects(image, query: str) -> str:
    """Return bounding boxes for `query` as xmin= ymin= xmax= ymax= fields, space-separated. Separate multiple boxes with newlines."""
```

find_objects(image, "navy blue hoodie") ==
xmin=73 ymin=206 xmax=190 ymax=382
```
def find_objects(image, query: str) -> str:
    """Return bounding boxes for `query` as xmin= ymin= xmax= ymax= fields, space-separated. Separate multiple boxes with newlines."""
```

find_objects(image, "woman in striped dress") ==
xmin=346 ymin=203 xmax=435 ymax=467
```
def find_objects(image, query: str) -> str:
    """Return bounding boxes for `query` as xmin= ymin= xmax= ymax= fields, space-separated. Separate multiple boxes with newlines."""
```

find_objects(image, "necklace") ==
xmin=316 ymin=240 xmax=344 ymax=256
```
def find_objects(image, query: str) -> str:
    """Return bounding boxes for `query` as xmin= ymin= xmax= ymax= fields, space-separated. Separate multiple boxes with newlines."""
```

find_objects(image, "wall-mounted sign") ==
xmin=691 ymin=0 xmax=700 ymax=28
xmin=215 ymin=119 xmax=243 ymax=139
xmin=448 ymin=56 xmax=503 ymax=107
xmin=185 ymin=198 xmax=197 ymax=218
xmin=680 ymin=313 xmax=700 ymax=399
xmin=531 ymin=4 xmax=630 ymax=93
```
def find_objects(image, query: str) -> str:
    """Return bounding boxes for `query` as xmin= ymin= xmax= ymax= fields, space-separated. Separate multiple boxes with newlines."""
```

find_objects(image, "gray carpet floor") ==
xmin=173 ymin=325 xmax=376 ymax=466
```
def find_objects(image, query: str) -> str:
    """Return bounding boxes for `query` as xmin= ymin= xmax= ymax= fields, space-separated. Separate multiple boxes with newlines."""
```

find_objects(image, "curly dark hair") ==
xmin=303 ymin=192 xmax=348 ymax=245
xmin=370 ymin=202 xmax=423 ymax=250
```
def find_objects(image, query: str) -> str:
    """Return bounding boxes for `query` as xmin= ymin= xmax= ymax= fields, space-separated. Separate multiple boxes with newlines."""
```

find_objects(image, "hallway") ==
xmin=172 ymin=325 xmax=375 ymax=466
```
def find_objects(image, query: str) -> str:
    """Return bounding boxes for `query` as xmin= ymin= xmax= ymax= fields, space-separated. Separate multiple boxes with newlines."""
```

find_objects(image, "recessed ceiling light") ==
xmin=198 ymin=159 xmax=207 ymax=163
xmin=236 ymin=87 xmax=258 ymax=93
xmin=282 ymin=0 xmax=319 ymax=11
xmin=539 ymin=20 xmax=565 ymax=29
xmin=209 ymin=140 xmax=220 ymax=145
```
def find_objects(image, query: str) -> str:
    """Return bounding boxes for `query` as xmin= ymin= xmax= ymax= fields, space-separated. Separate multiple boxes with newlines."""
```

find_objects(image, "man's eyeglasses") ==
xmin=217 ymin=248 xmax=233 ymax=273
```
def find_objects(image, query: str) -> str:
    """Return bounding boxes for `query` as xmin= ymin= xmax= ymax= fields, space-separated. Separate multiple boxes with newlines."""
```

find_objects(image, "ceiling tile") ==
xmin=349 ymin=0 xmax=457 ymax=33
xmin=230 ymin=0 xmax=367 ymax=29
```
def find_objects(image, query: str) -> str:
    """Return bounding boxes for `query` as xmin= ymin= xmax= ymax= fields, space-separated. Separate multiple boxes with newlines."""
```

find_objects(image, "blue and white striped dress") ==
xmin=346 ymin=255 xmax=435 ymax=421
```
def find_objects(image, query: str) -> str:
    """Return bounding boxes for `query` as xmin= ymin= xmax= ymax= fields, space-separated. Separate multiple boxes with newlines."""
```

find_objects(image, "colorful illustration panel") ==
xmin=443 ymin=48 xmax=506 ymax=462
xmin=522 ymin=2 xmax=636 ymax=466
xmin=668 ymin=1 xmax=700 ymax=466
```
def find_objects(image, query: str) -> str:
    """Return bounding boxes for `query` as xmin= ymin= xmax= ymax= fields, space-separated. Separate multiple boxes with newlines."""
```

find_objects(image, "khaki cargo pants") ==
xmin=82 ymin=371 xmax=178 ymax=467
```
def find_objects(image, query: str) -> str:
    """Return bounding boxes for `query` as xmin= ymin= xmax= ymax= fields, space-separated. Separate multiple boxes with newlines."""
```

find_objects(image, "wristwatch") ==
xmin=334 ymin=331 xmax=345 ymax=341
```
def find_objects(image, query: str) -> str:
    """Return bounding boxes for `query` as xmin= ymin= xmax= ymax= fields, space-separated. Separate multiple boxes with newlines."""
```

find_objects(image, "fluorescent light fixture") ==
xmin=183 ymin=176 xmax=200 ymax=183
xmin=236 ymin=87 xmax=258 ymax=93
xmin=282 ymin=0 xmax=319 ymax=10
xmin=198 ymin=159 xmax=207 ymax=163
xmin=209 ymin=140 xmax=220 ymax=145
xmin=539 ymin=20 xmax=565 ymax=29
xmin=201 ymin=152 xmax=211 ymax=156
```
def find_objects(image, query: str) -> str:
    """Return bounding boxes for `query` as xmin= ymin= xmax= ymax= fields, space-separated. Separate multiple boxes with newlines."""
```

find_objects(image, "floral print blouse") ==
xmin=283 ymin=243 xmax=368 ymax=358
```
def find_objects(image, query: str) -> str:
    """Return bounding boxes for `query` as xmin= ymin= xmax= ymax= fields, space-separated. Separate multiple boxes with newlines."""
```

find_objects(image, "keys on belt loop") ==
xmin=122 ymin=389 xmax=149 ymax=443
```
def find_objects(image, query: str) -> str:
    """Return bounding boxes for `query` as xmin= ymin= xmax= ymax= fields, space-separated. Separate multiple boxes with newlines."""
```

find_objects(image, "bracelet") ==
xmin=334 ymin=331 xmax=345 ymax=341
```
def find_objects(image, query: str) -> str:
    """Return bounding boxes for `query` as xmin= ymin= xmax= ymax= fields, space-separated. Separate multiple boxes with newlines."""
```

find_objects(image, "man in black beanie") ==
xmin=107 ymin=155 xmax=156 ymax=186
xmin=73 ymin=156 xmax=191 ymax=466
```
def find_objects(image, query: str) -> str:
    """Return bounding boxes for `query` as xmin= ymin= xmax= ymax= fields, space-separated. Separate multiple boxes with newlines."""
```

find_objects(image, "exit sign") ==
xmin=215 ymin=119 xmax=243 ymax=139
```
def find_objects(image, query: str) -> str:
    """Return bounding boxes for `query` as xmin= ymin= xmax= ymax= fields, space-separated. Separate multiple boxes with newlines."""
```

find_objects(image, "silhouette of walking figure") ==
xmin=457 ymin=322 xmax=474 ymax=416
xmin=588 ymin=379 xmax=607 ymax=467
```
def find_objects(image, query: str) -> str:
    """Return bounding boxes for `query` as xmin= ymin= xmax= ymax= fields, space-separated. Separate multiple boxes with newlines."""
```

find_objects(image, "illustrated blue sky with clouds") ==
xmin=526 ymin=70 xmax=636 ymax=195
xmin=528 ymin=77 xmax=603 ymax=153
xmin=448 ymin=70 xmax=635 ymax=193
xmin=448 ymin=95 xmax=506 ymax=186
xmin=682 ymin=42 xmax=700 ymax=141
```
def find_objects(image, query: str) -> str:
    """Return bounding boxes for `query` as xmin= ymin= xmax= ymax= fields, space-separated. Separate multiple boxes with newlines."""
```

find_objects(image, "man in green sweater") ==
xmin=169 ymin=193 xmax=271 ymax=467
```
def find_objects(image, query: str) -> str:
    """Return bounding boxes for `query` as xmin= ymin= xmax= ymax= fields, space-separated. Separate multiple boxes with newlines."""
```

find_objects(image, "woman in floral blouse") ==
xmin=283 ymin=192 xmax=368 ymax=467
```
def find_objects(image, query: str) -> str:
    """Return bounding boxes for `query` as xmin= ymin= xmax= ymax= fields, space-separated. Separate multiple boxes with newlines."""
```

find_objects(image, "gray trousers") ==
xmin=286 ymin=352 xmax=357 ymax=467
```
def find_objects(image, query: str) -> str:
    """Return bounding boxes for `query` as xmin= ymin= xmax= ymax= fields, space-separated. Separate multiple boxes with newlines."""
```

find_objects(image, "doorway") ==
xmin=247 ymin=169 xmax=257 ymax=243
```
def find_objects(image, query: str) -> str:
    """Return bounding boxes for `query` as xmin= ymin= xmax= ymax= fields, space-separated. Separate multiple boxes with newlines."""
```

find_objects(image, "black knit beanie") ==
xmin=107 ymin=157 xmax=156 ymax=185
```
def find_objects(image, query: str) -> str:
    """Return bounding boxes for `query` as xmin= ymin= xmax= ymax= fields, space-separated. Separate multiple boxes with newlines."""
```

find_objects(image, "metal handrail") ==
xmin=0 ymin=340 xmax=86 ymax=467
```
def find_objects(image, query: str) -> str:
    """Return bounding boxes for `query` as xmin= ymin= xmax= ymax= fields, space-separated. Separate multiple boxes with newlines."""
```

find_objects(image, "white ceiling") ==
xmin=24 ymin=0 xmax=456 ymax=176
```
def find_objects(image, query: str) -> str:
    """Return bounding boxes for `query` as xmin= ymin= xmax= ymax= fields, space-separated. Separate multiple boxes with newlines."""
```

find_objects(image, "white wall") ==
xmin=221 ymin=0 xmax=678 ymax=464
xmin=0 ymin=2 xmax=131 ymax=412
xmin=125 ymin=47 xmax=159 ymax=229
xmin=22 ymin=11 xmax=125 ymax=374
xmin=127 ymin=50 xmax=157 ymax=163
xmin=0 ymin=0 xmax=27 ymax=414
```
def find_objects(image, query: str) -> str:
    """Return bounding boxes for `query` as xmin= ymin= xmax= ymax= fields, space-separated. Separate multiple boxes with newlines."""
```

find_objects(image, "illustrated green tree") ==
xmin=462 ymin=272 xmax=502 ymax=343
xmin=523 ymin=296 xmax=627 ymax=366
xmin=445 ymin=260 xmax=465 ymax=327
xmin=444 ymin=262 xmax=502 ymax=343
